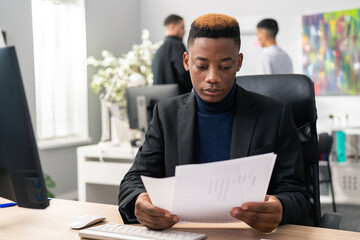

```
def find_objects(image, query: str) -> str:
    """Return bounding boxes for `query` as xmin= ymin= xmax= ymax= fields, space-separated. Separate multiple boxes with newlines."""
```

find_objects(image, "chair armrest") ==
xmin=319 ymin=212 xmax=343 ymax=229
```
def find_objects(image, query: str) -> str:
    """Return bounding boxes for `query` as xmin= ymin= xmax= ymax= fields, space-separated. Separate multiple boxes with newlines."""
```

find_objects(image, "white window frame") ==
xmin=31 ymin=0 xmax=90 ymax=149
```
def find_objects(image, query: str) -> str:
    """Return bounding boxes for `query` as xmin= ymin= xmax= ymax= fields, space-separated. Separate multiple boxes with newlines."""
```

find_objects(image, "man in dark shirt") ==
xmin=119 ymin=13 xmax=311 ymax=233
xmin=152 ymin=14 xmax=192 ymax=94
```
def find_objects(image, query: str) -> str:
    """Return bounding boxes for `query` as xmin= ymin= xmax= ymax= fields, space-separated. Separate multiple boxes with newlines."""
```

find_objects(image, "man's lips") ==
xmin=203 ymin=88 xmax=222 ymax=95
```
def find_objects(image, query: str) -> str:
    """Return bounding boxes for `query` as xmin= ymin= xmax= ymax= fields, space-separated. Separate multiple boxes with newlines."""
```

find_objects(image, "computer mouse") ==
xmin=69 ymin=214 xmax=106 ymax=229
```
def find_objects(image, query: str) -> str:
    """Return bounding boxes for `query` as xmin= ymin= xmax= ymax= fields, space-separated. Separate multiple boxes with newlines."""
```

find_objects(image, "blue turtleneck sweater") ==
xmin=194 ymin=82 xmax=236 ymax=163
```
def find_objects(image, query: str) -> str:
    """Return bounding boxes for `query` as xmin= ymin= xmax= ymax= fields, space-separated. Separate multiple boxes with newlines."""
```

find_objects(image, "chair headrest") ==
xmin=236 ymin=74 xmax=317 ymax=128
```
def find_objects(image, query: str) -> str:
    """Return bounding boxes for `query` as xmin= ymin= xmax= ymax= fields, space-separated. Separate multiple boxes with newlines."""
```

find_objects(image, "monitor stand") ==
xmin=130 ymin=96 xmax=148 ymax=147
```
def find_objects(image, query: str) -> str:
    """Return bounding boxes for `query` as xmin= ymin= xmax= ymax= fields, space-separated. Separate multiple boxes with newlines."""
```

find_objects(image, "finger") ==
xmin=138 ymin=216 xmax=175 ymax=230
xmin=239 ymin=202 xmax=275 ymax=213
xmin=264 ymin=195 xmax=270 ymax=201
xmin=240 ymin=198 xmax=282 ymax=213
xmin=231 ymin=209 xmax=279 ymax=233
xmin=135 ymin=203 xmax=173 ymax=222
xmin=137 ymin=215 xmax=176 ymax=230
xmin=232 ymin=208 xmax=277 ymax=223
xmin=138 ymin=208 xmax=179 ymax=225
xmin=136 ymin=194 xmax=172 ymax=218
xmin=135 ymin=193 xmax=180 ymax=229
xmin=142 ymin=203 xmax=172 ymax=217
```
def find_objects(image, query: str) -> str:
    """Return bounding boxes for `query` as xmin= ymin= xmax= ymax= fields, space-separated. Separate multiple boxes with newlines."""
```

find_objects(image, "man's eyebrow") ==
xmin=195 ymin=56 xmax=208 ymax=61
xmin=195 ymin=57 xmax=233 ymax=61
xmin=220 ymin=57 xmax=233 ymax=62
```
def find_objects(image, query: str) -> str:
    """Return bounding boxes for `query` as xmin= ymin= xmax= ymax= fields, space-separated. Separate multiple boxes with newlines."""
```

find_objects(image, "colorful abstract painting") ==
xmin=302 ymin=9 xmax=360 ymax=95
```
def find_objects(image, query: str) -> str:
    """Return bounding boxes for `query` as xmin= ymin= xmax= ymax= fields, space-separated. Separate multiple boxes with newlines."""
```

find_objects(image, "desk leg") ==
xmin=77 ymin=150 xmax=86 ymax=202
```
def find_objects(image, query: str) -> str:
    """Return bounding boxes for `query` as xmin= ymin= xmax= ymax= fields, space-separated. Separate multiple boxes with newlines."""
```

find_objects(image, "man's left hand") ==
xmin=230 ymin=195 xmax=283 ymax=233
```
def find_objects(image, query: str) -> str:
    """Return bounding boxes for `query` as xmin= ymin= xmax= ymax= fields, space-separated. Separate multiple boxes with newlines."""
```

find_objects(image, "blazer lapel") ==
xmin=177 ymin=93 xmax=196 ymax=165
xmin=230 ymin=86 xmax=258 ymax=159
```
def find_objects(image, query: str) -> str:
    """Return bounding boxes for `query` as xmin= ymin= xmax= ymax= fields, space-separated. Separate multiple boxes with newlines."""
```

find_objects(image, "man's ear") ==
xmin=183 ymin=52 xmax=189 ymax=71
xmin=237 ymin=53 xmax=243 ymax=71
xmin=263 ymin=29 xmax=270 ymax=40
xmin=169 ymin=23 xmax=176 ymax=31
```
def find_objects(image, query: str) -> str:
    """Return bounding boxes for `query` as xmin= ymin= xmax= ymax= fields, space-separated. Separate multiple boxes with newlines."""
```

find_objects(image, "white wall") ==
xmin=1 ymin=0 xmax=359 ymax=197
xmin=139 ymin=0 xmax=360 ymax=130
xmin=85 ymin=0 xmax=141 ymax=153
xmin=0 ymin=0 xmax=140 ymax=197
xmin=0 ymin=0 xmax=36 ymax=124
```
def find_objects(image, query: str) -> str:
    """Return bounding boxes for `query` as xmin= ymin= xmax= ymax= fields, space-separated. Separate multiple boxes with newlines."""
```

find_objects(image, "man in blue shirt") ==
xmin=119 ymin=13 xmax=311 ymax=233
xmin=256 ymin=18 xmax=293 ymax=74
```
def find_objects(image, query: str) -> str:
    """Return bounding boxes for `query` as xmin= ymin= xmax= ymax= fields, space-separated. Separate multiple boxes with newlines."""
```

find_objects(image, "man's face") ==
xmin=174 ymin=20 xmax=185 ymax=40
xmin=183 ymin=38 xmax=243 ymax=103
xmin=256 ymin=28 xmax=267 ymax=47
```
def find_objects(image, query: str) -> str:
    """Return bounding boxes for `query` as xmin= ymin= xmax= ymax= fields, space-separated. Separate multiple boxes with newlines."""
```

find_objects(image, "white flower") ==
xmin=101 ymin=50 xmax=112 ymax=58
xmin=87 ymin=29 xmax=162 ymax=109
xmin=87 ymin=56 xmax=99 ymax=66
xmin=142 ymin=29 xmax=150 ymax=40
xmin=128 ymin=73 xmax=146 ymax=87
xmin=140 ymin=65 xmax=146 ymax=74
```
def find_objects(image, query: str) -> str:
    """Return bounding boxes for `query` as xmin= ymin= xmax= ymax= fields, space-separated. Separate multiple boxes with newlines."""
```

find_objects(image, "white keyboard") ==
xmin=79 ymin=223 xmax=207 ymax=240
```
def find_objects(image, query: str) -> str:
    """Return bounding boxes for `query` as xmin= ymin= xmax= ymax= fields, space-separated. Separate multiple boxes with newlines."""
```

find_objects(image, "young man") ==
xmin=119 ymin=13 xmax=311 ymax=233
xmin=256 ymin=18 xmax=293 ymax=74
xmin=152 ymin=14 xmax=192 ymax=94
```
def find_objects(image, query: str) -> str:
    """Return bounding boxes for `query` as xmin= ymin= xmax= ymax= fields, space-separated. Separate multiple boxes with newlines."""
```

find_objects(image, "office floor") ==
xmin=321 ymin=203 xmax=360 ymax=232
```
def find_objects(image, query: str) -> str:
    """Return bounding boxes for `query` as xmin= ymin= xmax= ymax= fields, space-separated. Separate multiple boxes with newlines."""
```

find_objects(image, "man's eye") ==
xmin=196 ymin=65 xmax=207 ymax=70
xmin=221 ymin=66 xmax=231 ymax=70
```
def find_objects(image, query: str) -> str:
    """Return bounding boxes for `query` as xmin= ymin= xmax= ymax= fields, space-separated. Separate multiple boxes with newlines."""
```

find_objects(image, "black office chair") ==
xmin=236 ymin=74 xmax=343 ymax=229
xmin=318 ymin=132 xmax=337 ymax=212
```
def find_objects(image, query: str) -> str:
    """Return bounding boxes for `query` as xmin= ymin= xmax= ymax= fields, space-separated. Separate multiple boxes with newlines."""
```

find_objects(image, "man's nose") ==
xmin=205 ymin=67 xmax=220 ymax=84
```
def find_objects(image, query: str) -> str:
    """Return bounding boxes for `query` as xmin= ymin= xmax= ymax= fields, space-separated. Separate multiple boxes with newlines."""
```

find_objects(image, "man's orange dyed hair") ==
xmin=187 ymin=13 xmax=240 ymax=50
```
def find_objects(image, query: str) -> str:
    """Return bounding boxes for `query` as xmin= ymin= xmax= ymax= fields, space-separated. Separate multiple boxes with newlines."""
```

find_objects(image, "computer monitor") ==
xmin=0 ymin=46 xmax=49 ymax=209
xmin=126 ymin=84 xmax=180 ymax=132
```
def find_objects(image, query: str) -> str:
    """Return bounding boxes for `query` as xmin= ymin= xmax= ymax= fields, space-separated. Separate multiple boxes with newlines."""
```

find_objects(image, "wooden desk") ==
xmin=1 ymin=198 xmax=359 ymax=240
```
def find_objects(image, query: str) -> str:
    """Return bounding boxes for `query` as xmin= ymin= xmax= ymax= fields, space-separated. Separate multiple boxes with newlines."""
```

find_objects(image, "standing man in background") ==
xmin=256 ymin=18 xmax=293 ymax=74
xmin=152 ymin=14 xmax=192 ymax=94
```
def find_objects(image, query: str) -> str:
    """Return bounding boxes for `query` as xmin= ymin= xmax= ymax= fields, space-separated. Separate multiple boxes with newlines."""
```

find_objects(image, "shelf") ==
xmin=319 ymin=161 xmax=329 ymax=166
xmin=320 ymin=195 xmax=333 ymax=204
xmin=329 ymin=161 xmax=360 ymax=168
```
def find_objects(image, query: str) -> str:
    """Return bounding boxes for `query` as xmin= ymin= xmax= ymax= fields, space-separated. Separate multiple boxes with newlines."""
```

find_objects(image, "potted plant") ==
xmin=87 ymin=30 xmax=162 ymax=144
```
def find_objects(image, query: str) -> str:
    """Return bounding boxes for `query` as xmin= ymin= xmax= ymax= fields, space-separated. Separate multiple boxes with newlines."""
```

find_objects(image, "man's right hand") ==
xmin=134 ymin=192 xmax=179 ymax=230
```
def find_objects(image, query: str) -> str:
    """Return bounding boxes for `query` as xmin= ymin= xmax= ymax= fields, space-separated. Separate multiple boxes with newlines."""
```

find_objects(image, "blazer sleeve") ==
xmin=270 ymin=104 xmax=312 ymax=225
xmin=118 ymin=104 xmax=166 ymax=223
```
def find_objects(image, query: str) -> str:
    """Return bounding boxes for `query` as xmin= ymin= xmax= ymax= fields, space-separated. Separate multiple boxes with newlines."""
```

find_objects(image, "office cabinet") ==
xmin=77 ymin=144 xmax=137 ymax=204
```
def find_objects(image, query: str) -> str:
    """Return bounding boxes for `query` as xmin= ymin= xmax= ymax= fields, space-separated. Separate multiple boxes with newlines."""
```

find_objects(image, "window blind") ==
xmin=31 ymin=0 xmax=88 ymax=141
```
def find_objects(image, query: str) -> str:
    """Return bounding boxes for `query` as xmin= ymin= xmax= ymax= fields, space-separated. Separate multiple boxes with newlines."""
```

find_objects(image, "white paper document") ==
xmin=141 ymin=153 xmax=276 ymax=223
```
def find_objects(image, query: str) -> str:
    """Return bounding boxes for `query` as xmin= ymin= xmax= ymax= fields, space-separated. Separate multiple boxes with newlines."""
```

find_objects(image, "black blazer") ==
xmin=119 ymin=85 xmax=312 ymax=225
xmin=152 ymin=36 xmax=192 ymax=94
